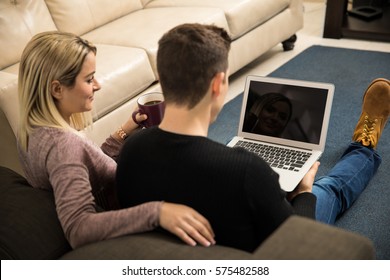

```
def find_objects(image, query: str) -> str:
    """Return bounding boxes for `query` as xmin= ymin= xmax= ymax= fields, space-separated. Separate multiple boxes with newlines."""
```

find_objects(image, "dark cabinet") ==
xmin=323 ymin=0 xmax=390 ymax=42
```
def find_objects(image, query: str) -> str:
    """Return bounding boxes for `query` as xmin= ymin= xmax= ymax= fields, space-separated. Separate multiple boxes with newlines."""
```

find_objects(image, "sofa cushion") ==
xmin=144 ymin=0 xmax=290 ymax=39
xmin=255 ymin=216 xmax=376 ymax=260
xmin=0 ymin=72 xmax=18 ymax=135
xmin=93 ymin=44 xmax=156 ymax=119
xmin=0 ymin=73 xmax=22 ymax=175
xmin=82 ymin=7 xmax=229 ymax=75
xmin=140 ymin=0 xmax=153 ymax=6
xmin=44 ymin=0 xmax=144 ymax=35
xmin=0 ymin=166 xmax=71 ymax=259
xmin=0 ymin=0 xmax=57 ymax=70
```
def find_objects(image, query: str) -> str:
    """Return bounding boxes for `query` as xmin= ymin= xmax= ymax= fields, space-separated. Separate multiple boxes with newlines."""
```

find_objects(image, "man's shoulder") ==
xmin=228 ymin=145 xmax=271 ymax=167
xmin=125 ymin=127 xmax=160 ymax=143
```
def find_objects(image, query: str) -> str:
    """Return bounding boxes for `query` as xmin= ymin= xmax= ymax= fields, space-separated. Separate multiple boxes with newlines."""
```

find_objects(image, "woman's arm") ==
xmin=49 ymin=129 xmax=215 ymax=249
xmin=101 ymin=110 xmax=147 ymax=160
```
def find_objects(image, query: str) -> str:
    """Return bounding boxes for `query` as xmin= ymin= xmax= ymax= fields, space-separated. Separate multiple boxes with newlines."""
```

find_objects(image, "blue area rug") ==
xmin=209 ymin=45 xmax=390 ymax=259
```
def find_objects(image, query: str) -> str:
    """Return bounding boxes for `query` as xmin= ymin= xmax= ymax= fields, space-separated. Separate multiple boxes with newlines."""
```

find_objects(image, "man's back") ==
xmin=116 ymin=127 xmax=309 ymax=252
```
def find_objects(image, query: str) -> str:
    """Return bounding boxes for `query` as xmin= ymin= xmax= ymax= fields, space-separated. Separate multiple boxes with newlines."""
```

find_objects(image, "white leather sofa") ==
xmin=0 ymin=0 xmax=304 ymax=176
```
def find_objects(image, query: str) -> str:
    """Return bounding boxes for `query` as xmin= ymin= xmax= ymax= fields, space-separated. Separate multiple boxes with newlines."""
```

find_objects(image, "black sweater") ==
xmin=116 ymin=127 xmax=316 ymax=252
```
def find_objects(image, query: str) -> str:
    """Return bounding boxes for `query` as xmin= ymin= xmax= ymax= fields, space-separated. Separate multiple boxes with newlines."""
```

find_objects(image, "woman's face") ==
xmin=54 ymin=52 xmax=101 ymax=122
xmin=257 ymin=100 xmax=290 ymax=136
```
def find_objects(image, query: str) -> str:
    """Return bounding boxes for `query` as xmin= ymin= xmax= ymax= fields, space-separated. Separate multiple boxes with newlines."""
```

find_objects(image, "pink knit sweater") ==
xmin=18 ymin=127 xmax=161 ymax=249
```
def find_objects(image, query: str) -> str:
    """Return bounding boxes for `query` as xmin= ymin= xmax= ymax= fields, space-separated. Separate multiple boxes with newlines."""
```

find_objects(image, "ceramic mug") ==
xmin=132 ymin=92 xmax=165 ymax=128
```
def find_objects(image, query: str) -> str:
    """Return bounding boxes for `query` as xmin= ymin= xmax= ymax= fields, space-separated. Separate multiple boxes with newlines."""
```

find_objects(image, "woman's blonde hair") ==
xmin=18 ymin=31 xmax=97 ymax=151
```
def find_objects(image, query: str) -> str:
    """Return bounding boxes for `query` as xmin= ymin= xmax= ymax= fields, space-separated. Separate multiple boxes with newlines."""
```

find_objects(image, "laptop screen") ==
xmin=242 ymin=78 xmax=330 ymax=145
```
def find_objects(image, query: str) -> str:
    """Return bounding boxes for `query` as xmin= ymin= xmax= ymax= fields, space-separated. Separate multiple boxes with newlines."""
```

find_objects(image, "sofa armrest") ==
xmin=0 ymin=166 xmax=71 ymax=260
xmin=61 ymin=230 xmax=256 ymax=260
xmin=253 ymin=215 xmax=375 ymax=260
xmin=62 ymin=216 xmax=375 ymax=260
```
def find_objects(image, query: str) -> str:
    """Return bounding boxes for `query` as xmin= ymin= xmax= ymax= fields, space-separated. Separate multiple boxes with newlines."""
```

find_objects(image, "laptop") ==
xmin=227 ymin=75 xmax=334 ymax=191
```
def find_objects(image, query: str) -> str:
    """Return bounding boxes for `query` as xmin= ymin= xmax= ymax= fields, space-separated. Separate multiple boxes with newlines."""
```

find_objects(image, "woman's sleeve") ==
xmin=100 ymin=135 xmax=123 ymax=161
xmin=47 ymin=135 xmax=162 ymax=249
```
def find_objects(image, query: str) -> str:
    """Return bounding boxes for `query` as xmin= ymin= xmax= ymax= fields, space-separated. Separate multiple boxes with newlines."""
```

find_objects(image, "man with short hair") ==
xmin=116 ymin=23 xmax=389 ymax=252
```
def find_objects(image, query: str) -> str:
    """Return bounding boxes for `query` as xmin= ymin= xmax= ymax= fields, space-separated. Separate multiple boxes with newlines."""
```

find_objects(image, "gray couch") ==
xmin=0 ymin=166 xmax=375 ymax=260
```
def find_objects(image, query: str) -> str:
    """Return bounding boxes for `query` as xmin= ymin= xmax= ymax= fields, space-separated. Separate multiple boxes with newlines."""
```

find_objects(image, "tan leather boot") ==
xmin=352 ymin=78 xmax=390 ymax=149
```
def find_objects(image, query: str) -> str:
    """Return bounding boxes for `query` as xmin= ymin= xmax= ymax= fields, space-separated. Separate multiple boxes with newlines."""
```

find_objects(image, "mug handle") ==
xmin=132 ymin=109 xmax=143 ymax=125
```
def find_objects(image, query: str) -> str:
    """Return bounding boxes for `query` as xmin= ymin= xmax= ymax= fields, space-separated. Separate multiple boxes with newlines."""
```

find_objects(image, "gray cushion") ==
xmin=0 ymin=166 xmax=71 ymax=259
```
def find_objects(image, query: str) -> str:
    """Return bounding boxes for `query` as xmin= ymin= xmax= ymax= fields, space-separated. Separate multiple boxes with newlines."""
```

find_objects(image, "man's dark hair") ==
xmin=157 ymin=23 xmax=232 ymax=109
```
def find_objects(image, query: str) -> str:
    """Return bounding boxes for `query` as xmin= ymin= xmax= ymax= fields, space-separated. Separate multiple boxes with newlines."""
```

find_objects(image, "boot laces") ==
xmin=360 ymin=115 xmax=378 ymax=145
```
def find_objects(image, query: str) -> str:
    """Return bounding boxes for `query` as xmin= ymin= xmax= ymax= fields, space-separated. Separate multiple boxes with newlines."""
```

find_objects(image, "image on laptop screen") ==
xmin=242 ymin=80 xmax=329 ymax=145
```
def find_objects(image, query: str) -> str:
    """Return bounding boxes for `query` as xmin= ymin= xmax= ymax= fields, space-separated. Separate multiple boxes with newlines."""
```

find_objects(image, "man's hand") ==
xmin=287 ymin=161 xmax=320 ymax=201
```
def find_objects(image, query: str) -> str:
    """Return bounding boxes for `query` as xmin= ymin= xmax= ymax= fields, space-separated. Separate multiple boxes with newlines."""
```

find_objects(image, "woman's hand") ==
xmin=287 ymin=161 xmax=320 ymax=201
xmin=122 ymin=108 xmax=148 ymax=133
xmin=113 ymin=107 xmax=147 ymax=141
xmin=159 ymin=202 xmax=216 ymax=247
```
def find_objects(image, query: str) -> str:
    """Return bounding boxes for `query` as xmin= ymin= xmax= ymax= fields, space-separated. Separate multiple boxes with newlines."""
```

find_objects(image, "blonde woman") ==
xmin=17 ymin=31 xmax=215 ymax=249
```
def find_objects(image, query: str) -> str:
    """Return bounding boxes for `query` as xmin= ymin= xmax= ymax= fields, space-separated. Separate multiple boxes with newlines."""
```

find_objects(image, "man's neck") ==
xmin=158 ymin=103 xmax=211 ymax=137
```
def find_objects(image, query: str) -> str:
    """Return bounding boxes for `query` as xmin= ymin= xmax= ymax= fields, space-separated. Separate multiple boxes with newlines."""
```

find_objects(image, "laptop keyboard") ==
xmin=235 ymin=140 xmax=311 ymax=172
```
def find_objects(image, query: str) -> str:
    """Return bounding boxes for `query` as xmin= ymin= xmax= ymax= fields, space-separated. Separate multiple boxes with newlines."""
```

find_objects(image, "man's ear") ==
xmin=51 ymin=80 xmax=63 ymax=100
xmin=211 ymin=72 xmax=226 ymax=97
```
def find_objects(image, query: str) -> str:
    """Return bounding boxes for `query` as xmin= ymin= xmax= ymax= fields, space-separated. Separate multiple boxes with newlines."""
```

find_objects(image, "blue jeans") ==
xmin=312 ymin=142 xmax=381 ymax=224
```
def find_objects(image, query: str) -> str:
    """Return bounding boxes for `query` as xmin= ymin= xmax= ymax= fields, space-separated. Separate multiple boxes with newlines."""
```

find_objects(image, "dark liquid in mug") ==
xmin=144 ymin=100 xmax=161 ymax=106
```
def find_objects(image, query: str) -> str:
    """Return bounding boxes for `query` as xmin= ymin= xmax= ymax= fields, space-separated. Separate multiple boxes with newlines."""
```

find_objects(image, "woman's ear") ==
xmin=51 ymin=80 xmax=63 ymax=100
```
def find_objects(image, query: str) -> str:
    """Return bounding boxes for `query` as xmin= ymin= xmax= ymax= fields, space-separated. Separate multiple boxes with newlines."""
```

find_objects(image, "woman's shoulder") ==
xmin=33 ymin=126 xmax=85 ymax=140
xmin=30 ymin=126 xmax=93 ymax=150
xmin=30 ymin=126 xmax=106 ymax=162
